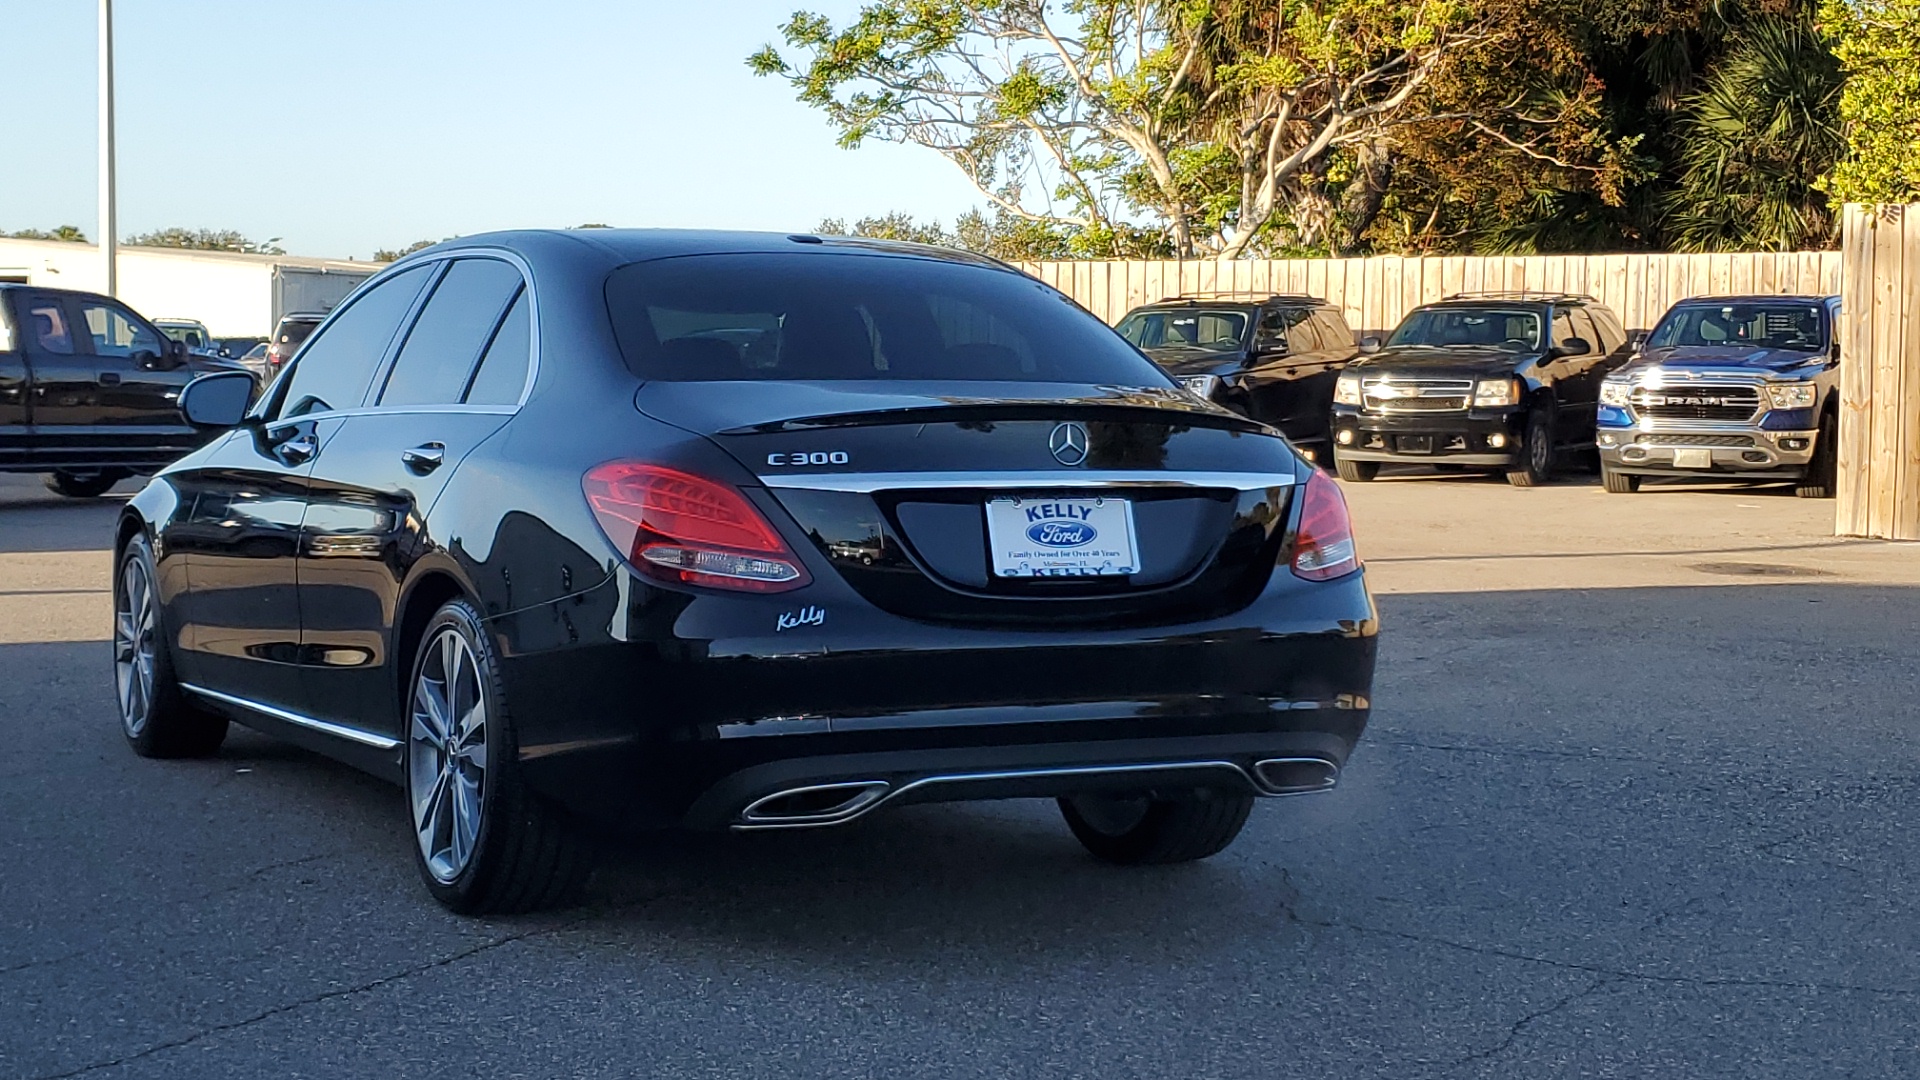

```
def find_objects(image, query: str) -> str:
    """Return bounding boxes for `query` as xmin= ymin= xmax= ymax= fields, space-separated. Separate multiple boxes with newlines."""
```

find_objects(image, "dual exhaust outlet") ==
xmin=735 ymin=757 xmax=1340 ymax=828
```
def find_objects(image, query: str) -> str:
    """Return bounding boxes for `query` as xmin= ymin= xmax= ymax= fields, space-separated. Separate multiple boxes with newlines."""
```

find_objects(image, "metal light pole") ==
xmin=98 ymin=0 xmax=117 ymax=296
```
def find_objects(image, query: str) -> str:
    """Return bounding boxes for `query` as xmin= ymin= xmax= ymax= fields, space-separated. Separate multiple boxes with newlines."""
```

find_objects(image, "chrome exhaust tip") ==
xmin=737 ymin=781 xmax=891 ymax=827
xmin=1251 ymin=757 xmax=1339 ymax=796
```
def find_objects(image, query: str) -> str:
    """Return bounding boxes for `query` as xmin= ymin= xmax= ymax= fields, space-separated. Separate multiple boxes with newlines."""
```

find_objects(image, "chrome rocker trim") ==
xmin=180 ymin=683 xmax=401 ymax=751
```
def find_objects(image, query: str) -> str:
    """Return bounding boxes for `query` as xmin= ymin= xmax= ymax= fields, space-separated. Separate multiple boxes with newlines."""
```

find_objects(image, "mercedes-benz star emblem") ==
xmin=1048 ymin=421 xmax=1090 ymax=466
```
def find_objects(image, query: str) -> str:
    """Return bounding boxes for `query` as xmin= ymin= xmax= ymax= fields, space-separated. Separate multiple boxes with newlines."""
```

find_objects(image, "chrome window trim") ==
xmin=256 ymin=246 xmax=542 ymax=425
xmin=181 ymin=682 xmax=400 ymax=751
xmin=760 ymin=469 xmax=1296 ymax=494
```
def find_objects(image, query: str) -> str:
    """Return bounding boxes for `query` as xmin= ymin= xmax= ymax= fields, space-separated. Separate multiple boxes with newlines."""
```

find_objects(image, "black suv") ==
xmin=1115 ymin=293 xmax=1357 ymax=459
xmin=1329 ymin=292 xmax=1629 ymax=486
xmin=0 ymin=285 xmax=255 ymax=497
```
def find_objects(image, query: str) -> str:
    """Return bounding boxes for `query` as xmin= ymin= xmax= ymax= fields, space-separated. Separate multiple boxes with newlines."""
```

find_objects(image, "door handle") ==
xmin=401 ymin=442 xmax=445 ymax=474
xmin=99 ymin=372 xmax=121 ymax=386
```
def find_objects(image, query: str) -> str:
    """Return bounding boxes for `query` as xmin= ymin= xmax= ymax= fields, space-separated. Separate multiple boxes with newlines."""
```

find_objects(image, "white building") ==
xmin=0 ymin=238 xmax=381 ymax=337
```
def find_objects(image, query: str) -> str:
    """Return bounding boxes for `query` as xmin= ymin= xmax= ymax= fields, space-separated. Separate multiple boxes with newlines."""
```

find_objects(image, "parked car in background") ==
xmin=216 ymin=335 xmax=267 ymax=360
xmin=1597 ymin=295 xmax=1840 ymax=497
xmin=1115 ymin=292 xmax=1357 ymax=460
xmin=0 ymin=285 xmax=256 ymax=497
xmin=155 ymin=319 xmax=217 ymax=355
xmin=264 ymin=311 xmax=327 ymax=376
xmin=1329 ymin=292 xmax=1630 ymax=487
xmin=236 ymin=342 xmax=270 ymax=378
xmin=114 ymin=230 xmax=1375 ymax=914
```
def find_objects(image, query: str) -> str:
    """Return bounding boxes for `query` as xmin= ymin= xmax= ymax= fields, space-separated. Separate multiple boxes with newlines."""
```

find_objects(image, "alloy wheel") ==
xmin=113 ymin=559 xmax=156 ymax=737
xmin=409 ymin=628 xmax=489 ymax=884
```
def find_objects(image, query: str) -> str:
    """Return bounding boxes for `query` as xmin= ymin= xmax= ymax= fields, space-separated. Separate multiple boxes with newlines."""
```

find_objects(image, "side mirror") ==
xmin=1629 ymin=331 xmax=1649 ymax=351
xmin=1554 ymin=336 xmax=1592 ymax=358
xmin=1359 ymin=336 xmax=1382 ymax=354
xmin=1255 ymin=337 xmax=1288 ymax=357
xmin=179 ymin=370 xmax=256 ymax=429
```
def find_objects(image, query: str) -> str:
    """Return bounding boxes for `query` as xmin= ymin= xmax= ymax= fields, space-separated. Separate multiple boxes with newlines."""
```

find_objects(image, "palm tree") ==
xmin=1662 ymin=16 xmax=1844 ymax=251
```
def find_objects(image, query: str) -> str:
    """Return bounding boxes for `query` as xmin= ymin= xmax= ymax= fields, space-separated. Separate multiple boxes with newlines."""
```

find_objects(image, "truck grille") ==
xmin=1364 ymin=378 xmax=1472 ymax=413
xmin=1631 ymin=386 xmax=1760 ymax=422
xmin=1636 ymin=433 xmax=1756 ymax=448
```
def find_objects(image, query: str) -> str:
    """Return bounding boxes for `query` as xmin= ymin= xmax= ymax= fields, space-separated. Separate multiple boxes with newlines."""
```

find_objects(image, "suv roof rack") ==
xmin=1439 ymin=290 xmax=1594 ymax=304
xmin=1153 ymin=291 xmax=1323 ymax=304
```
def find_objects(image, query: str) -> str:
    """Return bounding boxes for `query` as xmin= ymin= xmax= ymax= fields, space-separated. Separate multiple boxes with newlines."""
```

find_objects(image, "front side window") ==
xmin=1648 ymin=303 xmax=1828 ymax=352
xmin=1115 ymin=308 xmax=1250 ymax=352
xmin=378 ymin=259 xmax=525 ymax=407
xmin=79 ymin=301 xmax=163 ymax=359
xmin=609 ymin=253 xmax=1170 ymax=386
xmin=1388 ymin=307 xmax=1543 ymax=351
xmin=277 ymin=265 xmax=432 ymax=417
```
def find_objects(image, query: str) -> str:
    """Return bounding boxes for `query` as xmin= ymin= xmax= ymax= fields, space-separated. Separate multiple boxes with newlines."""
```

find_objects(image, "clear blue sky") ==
xmin=4 ymin=0 xmax=983 ymax=259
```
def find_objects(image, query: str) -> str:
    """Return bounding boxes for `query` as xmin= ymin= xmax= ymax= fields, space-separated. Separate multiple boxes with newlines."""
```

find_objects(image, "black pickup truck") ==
xmin=0 ymin=284 xmax=255 ymax=497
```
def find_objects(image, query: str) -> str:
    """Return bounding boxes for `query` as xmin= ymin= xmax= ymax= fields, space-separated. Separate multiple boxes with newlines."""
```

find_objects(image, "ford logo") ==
xmin=1028 ymin=521 xmax=1096 ymax=547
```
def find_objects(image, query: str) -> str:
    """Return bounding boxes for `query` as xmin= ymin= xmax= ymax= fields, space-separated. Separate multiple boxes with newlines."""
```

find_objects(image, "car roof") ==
xmin=1669 ymin=294 xmax=1837 ymax=305
xmin=407 ymin=228 xmax=1019 ymax=276
xmin=1134 ymin=293 xmax=1330 ymax=310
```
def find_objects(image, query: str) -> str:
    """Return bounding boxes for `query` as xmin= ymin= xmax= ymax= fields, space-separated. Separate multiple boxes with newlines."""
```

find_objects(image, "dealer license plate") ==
xmin=1672 ymin=448 xmax=1713 ymax=469
xmin=985 ymin=496 xmax=1139 ymax=578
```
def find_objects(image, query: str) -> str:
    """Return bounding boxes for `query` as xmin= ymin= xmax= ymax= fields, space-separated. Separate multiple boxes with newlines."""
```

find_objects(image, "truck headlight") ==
xmin=1765 ymin=382 xmax=1816 ymax=410
xmin=1600 ymin=381 xmax=1632 ymax=407
xmin=1179 ymin=374 xmax=1222 ymax=399
xmin=1334 ymin=374 xmax=1362 ymax=406
xmin=1473 ymin=378 xmax=1521 ymax=407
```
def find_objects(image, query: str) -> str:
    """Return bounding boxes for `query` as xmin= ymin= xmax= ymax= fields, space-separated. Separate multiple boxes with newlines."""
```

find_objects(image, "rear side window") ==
xmin=464 ymin=289 xmax=530 ymax=405
xmin=278 ymin=319 xmax=320 ymax=347
xmin=607 ymin=253 xmax=1169 ymax=385
xmin=278 ymin=266 xmax=432 ymax=417
xmin=379 ymin=259 xmax=524 ymax=407
xmin=1313 ymin=310 xmax=1355 ymax=350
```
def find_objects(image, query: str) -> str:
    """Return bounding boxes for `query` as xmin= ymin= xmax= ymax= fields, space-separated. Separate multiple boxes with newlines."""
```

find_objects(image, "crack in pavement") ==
xmin=28 ymin=887 xmax=688 ymax=1080
xmin=0 ymin=952 xmax=83 ymax=979
xmin=1443 ymin=976 xmax=1619 ymax=1071
xmin=1292 ymin=912 xmax=1920 ymax=1000
xmin=29 ymin=930 xmax=548 ymax=1080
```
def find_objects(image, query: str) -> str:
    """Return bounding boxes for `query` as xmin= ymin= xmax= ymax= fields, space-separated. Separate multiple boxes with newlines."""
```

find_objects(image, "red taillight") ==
xmin=582 ymin=462 xmax=810 ymax=593
xmin=1291 ymin=469 xmax=1360 ymax=581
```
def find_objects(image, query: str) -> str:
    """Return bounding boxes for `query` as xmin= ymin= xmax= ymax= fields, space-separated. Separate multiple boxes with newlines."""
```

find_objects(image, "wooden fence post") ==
xmin=1837 ymin=204 xmax=1920 ymax=540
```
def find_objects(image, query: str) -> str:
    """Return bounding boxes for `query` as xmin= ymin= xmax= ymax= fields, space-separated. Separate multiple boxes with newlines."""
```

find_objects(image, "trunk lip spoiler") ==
xmin=758 ymin=469 xmax=1298 ymax=494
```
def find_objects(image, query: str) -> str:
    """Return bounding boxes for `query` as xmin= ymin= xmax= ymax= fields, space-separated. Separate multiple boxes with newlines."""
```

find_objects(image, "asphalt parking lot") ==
xmin=3 ymin=468 xmax=1918 ymax=1079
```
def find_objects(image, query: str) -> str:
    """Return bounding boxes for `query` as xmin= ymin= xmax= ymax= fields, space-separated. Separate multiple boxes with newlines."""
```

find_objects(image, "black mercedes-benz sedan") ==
xmin=113 ymin=230 xmax=1378 ymax=913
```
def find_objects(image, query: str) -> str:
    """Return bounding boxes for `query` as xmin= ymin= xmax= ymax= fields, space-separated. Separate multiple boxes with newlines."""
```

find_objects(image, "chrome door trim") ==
xmin=760 ymin=470 xmax=1296 ymax=494
xmin=181 ymin=682 xmax=401 ymax=751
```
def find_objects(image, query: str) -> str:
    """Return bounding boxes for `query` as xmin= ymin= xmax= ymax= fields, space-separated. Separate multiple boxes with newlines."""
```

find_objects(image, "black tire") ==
xmin=47 ymin=468 xmax=128 ymax=498
xmin=1059 ymin=788 xmax=1255 ymax=865
xmin=1334 ymin=454 xmax=1379 ymax=483
xmin=115 ymin=534 xmax=228 ymax=758
xmin=1505 ymin=400 xmax=1555 ymax=487
xmin=1601 ymin=466 xmax=1641 ymax=494
xmin=405 ymin=598 xmax=592 ymax=914
xmin=1795 ymin=411 xmax=1838 ymax=499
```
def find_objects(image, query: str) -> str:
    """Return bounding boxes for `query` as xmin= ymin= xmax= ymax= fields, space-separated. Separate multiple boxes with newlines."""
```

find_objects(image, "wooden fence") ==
xmin=1017 ymin=251 xmax=1841 ymax=334
xmin=1838 ymin=205 xmax=1920 ymax=540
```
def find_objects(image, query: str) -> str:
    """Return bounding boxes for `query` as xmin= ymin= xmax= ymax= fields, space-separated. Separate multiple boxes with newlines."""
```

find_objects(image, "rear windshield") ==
xmin=1115 ymin=309 xmax=1249 ymax=351
xmin=1389 ymin=307 xmax=1542 ymax=351
xmin=606 ymin=253 xmax=1171 ymax=385
xmin=1649 ymin=303 xmax=1827 ymax=352
xmin=276 ymin=319 xmax=320 ymax=346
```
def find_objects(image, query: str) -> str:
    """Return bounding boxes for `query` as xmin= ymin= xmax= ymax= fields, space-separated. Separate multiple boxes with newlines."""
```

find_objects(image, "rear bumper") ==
xmin=491 ymin=565 xmax=1377 ymax=829
xmin=1330 ymin=406 xmax=1526 ymax=464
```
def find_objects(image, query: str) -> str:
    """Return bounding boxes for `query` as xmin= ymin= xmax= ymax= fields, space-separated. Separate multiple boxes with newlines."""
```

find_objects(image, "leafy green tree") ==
xmin=127 ymin=227 xmax=284 ymax=255
xmin=373 ymin=239 xmax=442 ymax=261
xmin=1663 ymin=16 xmax=1843 ymax=250
xmin=1820 ymin=0 xmax=1920 ymax=202
xmin=4 ymin=225 xmax=88 ymax=242
xmin=815 ymin=212 xmax=951 ymax=246
xmin=752 ymin=1 xmax=1520 ymax=258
